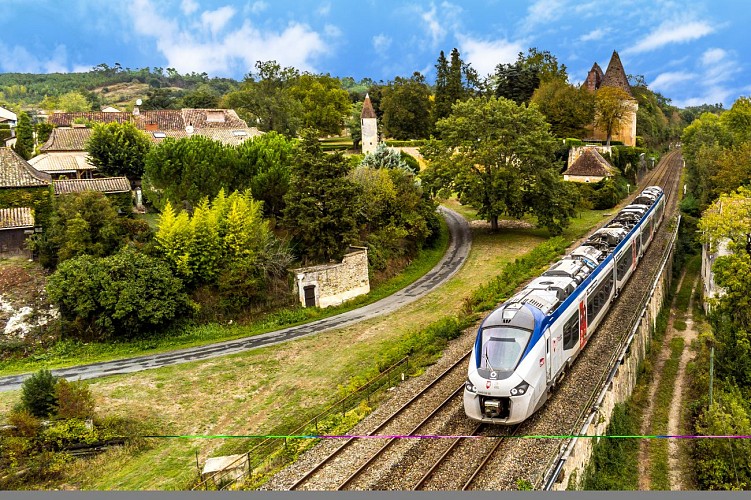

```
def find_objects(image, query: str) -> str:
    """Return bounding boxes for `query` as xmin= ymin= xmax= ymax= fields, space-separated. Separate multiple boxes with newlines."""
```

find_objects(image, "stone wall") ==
xmin=592 ymin=100 xmax=638 ymax=147
xmin=291 ymin=246 xmax=370 ymax=309
xmin=544 ymin=217 xmax=679 ymax=490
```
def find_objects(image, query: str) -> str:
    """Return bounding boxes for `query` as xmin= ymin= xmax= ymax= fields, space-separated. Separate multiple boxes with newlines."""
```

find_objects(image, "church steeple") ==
xmin=361 ymin=94 xmax=378 ymax=155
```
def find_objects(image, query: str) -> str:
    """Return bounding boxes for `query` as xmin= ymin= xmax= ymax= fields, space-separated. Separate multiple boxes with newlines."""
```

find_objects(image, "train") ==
xmin=463 ymin=186 xmax=665 ymax=424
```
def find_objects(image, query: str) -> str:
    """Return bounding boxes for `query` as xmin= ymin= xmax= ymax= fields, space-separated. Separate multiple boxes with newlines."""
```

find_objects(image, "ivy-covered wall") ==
xmin=0 ymin=186 xmax=53 ymax=227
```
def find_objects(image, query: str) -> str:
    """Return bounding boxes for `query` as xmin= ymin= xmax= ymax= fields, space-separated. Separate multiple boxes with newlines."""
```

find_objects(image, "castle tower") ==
xmin=361 ymin=93 xmax=378 ymax=155
xmin=585 ymin=62 xmax=604 ymax=92
xmin=592 ymin=50 xmax=638 ymax=147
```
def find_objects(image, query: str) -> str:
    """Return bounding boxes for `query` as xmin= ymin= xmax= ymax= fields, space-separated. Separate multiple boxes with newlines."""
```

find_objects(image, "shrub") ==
xmin=7 ymin=409 xmax=43 ymax=437
xmin=54 ymin=379 xmax=95 ymax=420
xmin=20 ymin=369 xmax=59 ymax=418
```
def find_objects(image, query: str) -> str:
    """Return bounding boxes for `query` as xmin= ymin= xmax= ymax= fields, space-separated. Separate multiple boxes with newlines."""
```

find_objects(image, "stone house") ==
xmin=291 ymin=247 xmax=370 ymax=308
xmin=562 ymin=147 xmax=616 ymax=183
xmin=585 ymin=51 xmax=638 ymax=147
xmin=0 ymin=147 xmax=52 ymax=227
xmin=28 ymin=127 xmax=96 ymax=179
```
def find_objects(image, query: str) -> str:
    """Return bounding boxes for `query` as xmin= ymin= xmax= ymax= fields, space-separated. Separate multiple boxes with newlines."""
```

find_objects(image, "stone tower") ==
xmin=590 ymin=50 xmax=638 ymax=147
xmin=361 ymin=93 xmax=378 ymax=155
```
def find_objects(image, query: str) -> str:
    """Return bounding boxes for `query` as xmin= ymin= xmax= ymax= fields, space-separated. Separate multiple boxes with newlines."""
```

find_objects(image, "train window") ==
xmin=563 ymin=313 xmax=578 ymax=350
xmin=616 ymin=249 xmax=633 ymax=281
xmin=587 ymin=275 xmax=614 ymax=325
xmin=480 ymin=327 xmax=532 ymax=373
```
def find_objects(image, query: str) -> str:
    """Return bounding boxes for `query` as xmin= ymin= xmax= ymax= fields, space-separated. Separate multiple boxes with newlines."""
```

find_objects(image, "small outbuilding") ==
xmin=291 ymin=246 xmax=370 ymax=308
xmin=563 ymin=147 xmax=616 ymax=183
xmin=0 ymin=207 xmax=34 ymax=256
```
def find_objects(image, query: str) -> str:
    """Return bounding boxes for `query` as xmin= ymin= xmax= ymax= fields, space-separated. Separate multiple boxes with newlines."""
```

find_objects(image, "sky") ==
xmin=0 ymin=0 xmax=749 ymax=108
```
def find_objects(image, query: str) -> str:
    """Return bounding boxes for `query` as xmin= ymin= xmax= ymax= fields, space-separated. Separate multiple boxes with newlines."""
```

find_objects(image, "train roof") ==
xmin=495 ymin=186 xmax=663 ymax=319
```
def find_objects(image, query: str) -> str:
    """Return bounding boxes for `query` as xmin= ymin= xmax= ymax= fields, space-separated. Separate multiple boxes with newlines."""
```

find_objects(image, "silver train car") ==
xmin=464 ymin=186 xmax=665 ymax=424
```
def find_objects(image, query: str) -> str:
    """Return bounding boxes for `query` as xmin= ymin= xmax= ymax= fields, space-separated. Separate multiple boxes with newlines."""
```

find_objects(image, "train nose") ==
xmin=482 ymin=396 xmax=510 ymax=419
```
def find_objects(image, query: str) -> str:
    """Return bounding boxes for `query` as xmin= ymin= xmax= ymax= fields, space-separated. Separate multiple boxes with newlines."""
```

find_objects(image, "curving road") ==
xmin=0 ymin=207 xmax=471 ymax=392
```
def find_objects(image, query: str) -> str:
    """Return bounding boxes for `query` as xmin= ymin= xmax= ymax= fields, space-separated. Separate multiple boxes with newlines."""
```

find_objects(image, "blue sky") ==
xmin=0 ymin=0 xmax=749 ymax=107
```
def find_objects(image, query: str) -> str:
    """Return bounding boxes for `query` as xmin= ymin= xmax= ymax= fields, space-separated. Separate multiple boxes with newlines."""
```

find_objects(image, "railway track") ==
xmin=265 ymin=150 xmax=684 ymax=491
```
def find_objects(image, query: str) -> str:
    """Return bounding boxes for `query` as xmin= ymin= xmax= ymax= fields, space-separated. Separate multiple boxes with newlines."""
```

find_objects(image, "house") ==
xmin=28 ymin=127 xmax=96 ymax=179
xmin=585 ymin=51 xmax=638 ymax=147
xmin=47 ymin=108 xmax=263 ymax=146
xmin=0 ymin=207 xmax=35 ymax=256
xmin=562 ymin=147 xmax=616 ymax=183
xmin=0 ymin=147 xmax=52 ymax=228
xmin=0 ymin=107 xmax=17 ymax=127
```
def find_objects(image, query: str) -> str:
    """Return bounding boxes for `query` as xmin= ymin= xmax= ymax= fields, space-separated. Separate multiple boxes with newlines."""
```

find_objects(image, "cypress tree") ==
xmin=13 ymin=111 xmax=34 ymax=160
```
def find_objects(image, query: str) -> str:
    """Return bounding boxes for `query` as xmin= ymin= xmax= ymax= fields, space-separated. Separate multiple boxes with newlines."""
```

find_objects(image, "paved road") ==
xmin=0 ymin=207 xmax=471 ymax=392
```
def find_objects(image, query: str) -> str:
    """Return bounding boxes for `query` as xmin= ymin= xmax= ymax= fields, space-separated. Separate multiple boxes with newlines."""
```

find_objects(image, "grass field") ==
xmin=0 ymin=203 xmax=610 ymax=490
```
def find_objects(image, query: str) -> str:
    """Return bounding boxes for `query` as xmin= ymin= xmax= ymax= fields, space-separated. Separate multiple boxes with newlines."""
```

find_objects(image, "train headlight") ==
xmin=511 ymin=381 xmax=529 ymax=396
xmin=465 ymin=380 xmax=477 ymax=393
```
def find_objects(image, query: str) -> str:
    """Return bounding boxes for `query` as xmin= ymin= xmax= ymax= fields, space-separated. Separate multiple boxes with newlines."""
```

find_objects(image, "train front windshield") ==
xmin=479 ymin=327 xmax=531 ymax=373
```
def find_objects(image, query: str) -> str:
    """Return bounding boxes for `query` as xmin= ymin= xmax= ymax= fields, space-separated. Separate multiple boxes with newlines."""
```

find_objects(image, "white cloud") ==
xmin=200 ymin=6 xmax=236 ymax=36
xmin=0 ymin=43 xmax=70 ymax=73
xmin=625 ymin=20 xmax=715 ymax=54
xmin=128 ymin=0 xmax=329 ymax=76
xmin=415 ymin=2 xmax=462 ymax=49
xmin=522 ymin=0 xmax=567 ymax=31
xmin=250 ymin=1 xmax=268 ymax=14
xmin=317 ymin=2 xmax=331 ymax=16
xmin=579 ymin=27 xmax=609 ymax=42
xmin=180 ymin=0 xmax=198 ymax=15
xmin=420 ymin=4 xmax=444 ymax=47
xmin=701 ymin=48 xmax=726 ymax=66
xmin=372 ymin=34 xmax=392 ymax=56
xmin=649 ymin=71 xmax=695 ymax=92
xmin=457 ymin=34 xmax=525 ymax=76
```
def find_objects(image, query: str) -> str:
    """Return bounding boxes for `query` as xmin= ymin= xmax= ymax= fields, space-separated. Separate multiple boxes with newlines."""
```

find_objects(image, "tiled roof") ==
xmin=53 ymin=177 xmax=131 ymax=195
xmin=0 ymin=148 xmax=51 ymax=188
xmin=0 ymin=207 xmax=34 ymax=229
xmin=601 ymin=51 xmax=633 ymax=97
xmin=39 ymin=128 xmax=92 ymax=152
xmin=28 ymin=153 xmax=96 ymax=173
xmin=563 ymin=148 xmax=615 ymax=177
xmin=361 ymin=94 xmax=376 ymax=119
xmin=48 ymin=109 xmax=249 ymax=131
xmin=198 ymin=128 xmax=264 ymax=145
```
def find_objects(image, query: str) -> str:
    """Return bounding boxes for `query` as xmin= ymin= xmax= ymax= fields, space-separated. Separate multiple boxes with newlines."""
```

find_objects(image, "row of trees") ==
xmin=681 ymin=97 xmax=751 ymax=489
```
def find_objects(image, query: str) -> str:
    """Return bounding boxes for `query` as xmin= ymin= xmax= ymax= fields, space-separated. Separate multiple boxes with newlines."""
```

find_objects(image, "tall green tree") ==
xmin=594 ymin=86 xmax=633 ymax=146
xmin=221 ymin=60 xmax=302 ymax=136
xmin=283 ymin=131 xmax=361 ymax=263
xmin=12 ymin=111 xmax=33 ymax=160
xmin=87 ymin=121 xmax=151 ymax=178
xmin=381 ymin=73 xmax=433 ymax=140
xmin=434 ymin=48 xmax=481 ymax=122
xmin=422 ymin=96 xmax=575 ymax=234
xmin=531 ymin=79 xmax=594 ymax=138
xmin=494 ymin=48 xmax=567 ymax=105
xmin=289 ymin=74 xmax=351 ymax=135
xmin=434 ymin=51 xmax=451 ymax=120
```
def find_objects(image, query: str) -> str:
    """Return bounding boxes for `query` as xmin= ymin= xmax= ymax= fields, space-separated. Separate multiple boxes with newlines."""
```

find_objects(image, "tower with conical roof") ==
xmin=590 ymin=50 xmax=638 ymax=147
xmin=361 ymin=94 xmax=378 ymax=155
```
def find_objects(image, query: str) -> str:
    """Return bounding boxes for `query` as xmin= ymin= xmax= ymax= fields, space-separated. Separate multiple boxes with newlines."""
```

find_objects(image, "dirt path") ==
xmin=667 ymin=279 xmax=699 ymax=490
xmin=637 ymin=272 xmax=686 ymax=490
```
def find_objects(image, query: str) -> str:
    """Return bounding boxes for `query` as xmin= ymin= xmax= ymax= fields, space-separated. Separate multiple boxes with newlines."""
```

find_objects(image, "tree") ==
xmin=36 ymin=191 xmax=126 ymax=268
xmin=35 ymin=122 xmax=54 ymax=145
xmin=179 ymin=84 xmax=220 ymax=108
xmin=381 ymin=73 xmax=433 ymax=140
xmin=594 ymin=86 xmax=633 ymax=146
xmin=283 ymin=131 xmax=361 ymax=263
xmin=87 ymin=121 xmax=151 ymax=178
xmin=221 ymin=60 xmax=302 ymax=136
xmin=12 ymin=111 xmax=33 ymax=160
xmin=20 ymin=369 xmax=58 ymax=418
xmin=531 ymin=79 xmax=594 ymax=138
xmin=434 ymin=48 xmax=481 ymax=122
xmin=54 ymin=379 xmax=95 ymax=420
xmin=57 ymin=91 xmax=92 ymax=112
xmin=359 ymin=142 xmax=412 ymax=172
xmin=47 ymin=247 xmax=192 ymax=339
xmin=422 ymin=96 xmax=575 ymax=234
xmin=494 ymin=48 xmax=567 ymax=105
xmin=434 ymin=50 xmax=450 ymax=120
xmin=140 ymin=88 xmax=179 ymax=110
xmin=347 ymin=101 xmax=363 ymax=150
xmin=289 ymin=74 xmax=351 ymax=135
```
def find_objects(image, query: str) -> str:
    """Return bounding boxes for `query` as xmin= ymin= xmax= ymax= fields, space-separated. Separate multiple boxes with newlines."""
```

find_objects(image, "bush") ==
xmin=54 ymin=379 xmax=95 ymax=420
xmin=7 ymin=409 xmax=43 ymax=437
xmin=20 ymin=369 xmax=59 ymax=418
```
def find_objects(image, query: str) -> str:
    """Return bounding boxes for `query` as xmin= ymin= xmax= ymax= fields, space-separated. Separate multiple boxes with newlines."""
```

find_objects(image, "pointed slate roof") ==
xmin=601 ymin=51 xmax=633 ymax=97
xmin=361 ymin=94 xmax=376 ymax=119
xmin=563 ymin=148 xmax=615 ymax=178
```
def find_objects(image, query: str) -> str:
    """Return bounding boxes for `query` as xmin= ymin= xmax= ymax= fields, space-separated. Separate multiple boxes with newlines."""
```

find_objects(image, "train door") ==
xmin=548 ymin=327 xmax=563 ymax=381
xmin=579 ymin=300 xmax=588 ymax=349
